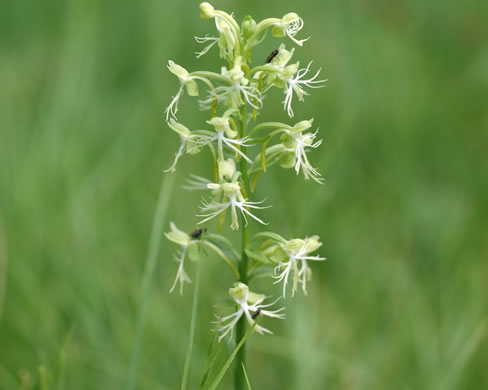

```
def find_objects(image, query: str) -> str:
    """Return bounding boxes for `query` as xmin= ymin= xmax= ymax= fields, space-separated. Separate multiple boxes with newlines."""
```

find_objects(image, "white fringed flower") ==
xmin=216 ymin=282 xmax=285 ymax=342
xmin=165 ymin=119 xmax=204 ymax=172
xmin=207 ymin=110 xmax=254 ymax=163
xmin=198 ymin=181 xmax=268 ymax=230
xmin=269 ymin=236 xmax=325 ymax=297
xmin=272 ymin=13 xmax=310 ymax=46
xmin=166 ymin=113 xmax=253 ymax=168
xmin=291 ymin=130 xmax=323 ymax=183
xmin=165 ymin=61 xmax=201 ymax=120
xmin=200 ymin=56 xmax=262 ymax=110
xmin=283 ymin=61 xmax=327 ymax=118
xmin=279 ymin=120 xmax=323 ymax=183
xmin=165 ymin=222 xmax=200 ymax=295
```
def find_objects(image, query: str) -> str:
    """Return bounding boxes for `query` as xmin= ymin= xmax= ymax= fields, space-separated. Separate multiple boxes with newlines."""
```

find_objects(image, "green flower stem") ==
xmin=248 ymin=65 xmax=281 ymax=75
xmin=191 ymin=71 xmax=232 ymax=84
xmin=235 ymin=103 xmax=249 ymax=390
xmin=246 ymin=18 xmax=280 ymax=45
xmin=248 ymin=122 xmax=290 ymax=138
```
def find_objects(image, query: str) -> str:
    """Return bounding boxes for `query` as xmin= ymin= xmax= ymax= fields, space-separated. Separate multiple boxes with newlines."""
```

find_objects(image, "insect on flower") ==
xmin=190 ymin=227 xmax=207 ymax=238
xmin=265 ymin=49 xmax=279 ymax=64
xmin=252 ymin=308 xmax=261 ymax=319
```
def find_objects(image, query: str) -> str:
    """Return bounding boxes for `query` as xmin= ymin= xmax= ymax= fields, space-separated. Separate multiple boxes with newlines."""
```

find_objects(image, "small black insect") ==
xmin=251 ymin=308 xmax=261 ymax=320
xmin=265 ymin=49 xmax=279 ymax=64
xmin=190 ymin=227 xmax=207 ymax=239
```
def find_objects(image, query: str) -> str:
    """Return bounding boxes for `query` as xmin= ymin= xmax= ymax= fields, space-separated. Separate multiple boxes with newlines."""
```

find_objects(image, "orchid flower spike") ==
xmin=163 ymin=3 xmax=328 ymax=353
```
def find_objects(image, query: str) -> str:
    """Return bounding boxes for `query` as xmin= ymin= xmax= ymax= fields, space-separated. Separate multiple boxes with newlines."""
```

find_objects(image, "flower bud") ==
xmin=281 ymin=63 xmax=299 ymax=80
xmin=282 ymin=12 xmax=300 ymax=25
xmin=167 ymin=60 xmax=190 ymax=82
xmin=271 ymin=13 xmax=299 ymax=38
xmin=241 ymin=16 xmax=257 ymax=40
xmin=218 ymin=159 xmax=236 ymax=180
xmin=271 ymin=25 xmax=286 ymax=38
xmin=284 ymin=238 xmax=305 ymax=252
xmin=280 ymin=151 xmax=296 ymax=169
xmin=186 ymin=139 xmax=201 ymax=155
xmin=168 ymin=119 xmax=191 ymax=139
xmin=185 ymin=79 xmax=199 ymax=96
xmin=264 ymin=245 xmax=287 ymax=264
xmin=229 ymin=282 xmax=249 ymax=303
xmin=292 ymin=119 xmax=314 ymax=133
xmin=207 ymin=116 xmax=227 ymax=130
xmin=221 ymin=182 xmax=240 ymax=196
xmin=199 ymin=2 xmax=215 ymax=19
xmin=165 ymin=222 xmax=190 ymax=246
xmin=304 ymin=235 xmax=322 ymax=252
xmin=280 ymin=133 xmax=297 ymax=149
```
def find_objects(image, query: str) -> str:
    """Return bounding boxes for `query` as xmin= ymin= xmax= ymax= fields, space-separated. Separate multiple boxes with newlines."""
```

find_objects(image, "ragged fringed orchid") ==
xmin=164 ymin=3 xmax=327 ymax=389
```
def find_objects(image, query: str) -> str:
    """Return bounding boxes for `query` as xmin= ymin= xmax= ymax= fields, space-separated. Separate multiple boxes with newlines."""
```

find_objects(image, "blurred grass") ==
xmin=1 ymin=0 xmax=487 ymax=389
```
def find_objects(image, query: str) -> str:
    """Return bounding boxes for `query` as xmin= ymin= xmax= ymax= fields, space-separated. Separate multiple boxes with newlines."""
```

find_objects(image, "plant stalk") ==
xmin=235 ymin=104 xmax=249 ymax=390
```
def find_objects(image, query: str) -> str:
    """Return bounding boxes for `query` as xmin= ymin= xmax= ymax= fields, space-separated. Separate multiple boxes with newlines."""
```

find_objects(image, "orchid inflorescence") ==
xmin=165 ymin=2 xmax=326 ymax=344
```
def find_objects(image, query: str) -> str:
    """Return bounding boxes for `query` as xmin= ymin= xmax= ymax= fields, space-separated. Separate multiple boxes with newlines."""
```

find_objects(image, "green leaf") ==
xmin=205 ymin=233 xmax=239 ymax=258
xmin=252 ymin=232 xmax=286 ymax=244
xmin=249 ymin=170 xmax=261 ymax=193
xmin=207 ymin=321 xmax=258 ymax=390
xmin=244 ymin=248 xmax=270 ymax=264
xmin=199 ymin=341 xmax=221 ymax=389
xmin=248 ymin=267 xmax=274 ymax=281
xmin=260 ymin=137 xmax=271 ymax=172
xmin=248 ymin=28 xmax=267 ymax=48
xmin=217 ymin=207 xmax=228 ymax=232
xmin=185 ymin=79 xmax=199 ymax=96
xmin=180 ymin=260 xmax=201 ymax=390
xmin=203 ymin=240 xmax=240 ymax=279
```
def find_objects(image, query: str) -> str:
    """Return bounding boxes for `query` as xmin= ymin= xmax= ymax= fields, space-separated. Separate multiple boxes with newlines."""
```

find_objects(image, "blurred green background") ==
xmin=1 ymin=0 xmax=487 ymax=388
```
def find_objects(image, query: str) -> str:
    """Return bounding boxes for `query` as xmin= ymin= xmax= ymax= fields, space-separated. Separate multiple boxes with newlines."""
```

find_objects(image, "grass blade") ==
xmin=0 ymin=223 xmax=7 ymax=324
xmin=207 ymin=321 xmax=257 ymax=390
xmin=181 ymin=259 xmax=202 ymax=390
xmin=125 ymin=174 xmax=175 ymax=390
xmin=241 ymin=363 xmax=252 ymax=390
xmin=199 ymin=325 xmax=221 ymax=389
